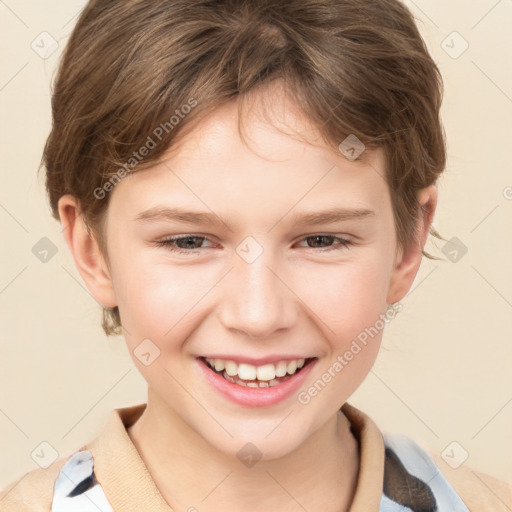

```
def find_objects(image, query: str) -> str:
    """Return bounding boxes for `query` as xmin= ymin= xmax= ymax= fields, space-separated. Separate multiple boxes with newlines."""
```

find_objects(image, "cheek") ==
xmin=112 ymin=260 xmax=210 ymax=391
xmin=293 ymin=258 xmax=389 ymax=409
xmin=293 ymin=253 xmax=392 ymax=343
xmin=111 ymin=253 xmax=216 ymax=344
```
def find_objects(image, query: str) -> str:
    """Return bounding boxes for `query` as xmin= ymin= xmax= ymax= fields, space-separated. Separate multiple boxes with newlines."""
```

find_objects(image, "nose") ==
xmin=218 ymin=244 xmax=297 ymax=339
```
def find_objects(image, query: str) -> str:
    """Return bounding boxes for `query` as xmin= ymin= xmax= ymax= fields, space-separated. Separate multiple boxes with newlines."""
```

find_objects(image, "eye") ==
xmin=296 ymin=234 xmax=353 ymax=251
xmin=155 ymin=233 xmax=353 ymax=255
xmin=156 ymin=235 xmax=214 ymax=254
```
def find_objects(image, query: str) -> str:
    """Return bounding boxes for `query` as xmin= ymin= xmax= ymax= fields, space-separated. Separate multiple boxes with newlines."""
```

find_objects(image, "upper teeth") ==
xmin=205 ymin=358 xmax=306 ymax=381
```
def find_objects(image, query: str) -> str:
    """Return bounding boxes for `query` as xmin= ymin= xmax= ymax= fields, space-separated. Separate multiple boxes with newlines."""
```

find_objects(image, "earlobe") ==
xmin=58 ymin=195 xmax=117 ymax=308
xmin=386 ymin=185 xmax=438 ymax=305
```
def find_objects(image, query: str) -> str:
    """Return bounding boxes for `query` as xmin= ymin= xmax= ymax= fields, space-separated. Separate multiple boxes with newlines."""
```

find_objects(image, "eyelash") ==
xmin=156 ymin=234 xmax=354 ymax=254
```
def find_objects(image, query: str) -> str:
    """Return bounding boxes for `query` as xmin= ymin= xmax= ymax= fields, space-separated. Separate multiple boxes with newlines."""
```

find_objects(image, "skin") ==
xmin=59 ymin=82 xmax=437 ymax=512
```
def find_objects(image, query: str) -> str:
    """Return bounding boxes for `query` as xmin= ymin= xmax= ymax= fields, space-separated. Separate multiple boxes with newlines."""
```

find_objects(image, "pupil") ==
xmin=310 ymin=235 xmax=331 ymax=247
xmin=180 ymin=237 xmax=200 ymax=248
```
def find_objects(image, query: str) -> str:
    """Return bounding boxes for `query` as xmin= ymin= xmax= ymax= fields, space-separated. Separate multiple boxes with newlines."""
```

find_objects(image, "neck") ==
xmin=127 ymin=390 xmax=360 ymax=512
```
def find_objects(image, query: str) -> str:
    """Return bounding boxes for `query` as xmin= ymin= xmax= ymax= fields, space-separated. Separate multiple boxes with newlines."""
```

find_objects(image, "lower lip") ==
xmin=197 ymin=358 xmax=317 ymax=407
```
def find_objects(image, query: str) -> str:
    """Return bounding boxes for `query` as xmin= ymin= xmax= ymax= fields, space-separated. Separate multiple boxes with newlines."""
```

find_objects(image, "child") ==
xmin=1 ymin=0 xmax=511 ymax=510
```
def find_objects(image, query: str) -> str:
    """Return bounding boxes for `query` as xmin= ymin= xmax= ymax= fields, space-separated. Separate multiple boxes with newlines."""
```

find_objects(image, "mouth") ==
xmin=199 ymin=356 xmax=317 ymax=388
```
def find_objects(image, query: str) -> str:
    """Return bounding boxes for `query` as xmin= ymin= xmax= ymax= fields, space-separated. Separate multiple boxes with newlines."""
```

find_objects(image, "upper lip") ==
xmin=200 ymin=355 xmax=315 ymax=366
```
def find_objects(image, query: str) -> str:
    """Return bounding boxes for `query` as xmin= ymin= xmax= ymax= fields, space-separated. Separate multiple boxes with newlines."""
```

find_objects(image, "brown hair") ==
xmin=41 ymin=0 xmax=446 ymax=336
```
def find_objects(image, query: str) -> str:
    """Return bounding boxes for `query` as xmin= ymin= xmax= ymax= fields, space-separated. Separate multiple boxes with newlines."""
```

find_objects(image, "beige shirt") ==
xmin=1 ymin=402 xmax=511 ymax=511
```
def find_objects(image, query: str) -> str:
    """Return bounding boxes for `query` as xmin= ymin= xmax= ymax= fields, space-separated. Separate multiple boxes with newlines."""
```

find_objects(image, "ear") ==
xmin=58 ymin=195 xmax=117 ymax=308
xmin=386 ymin=185 xmax=438 ymax=304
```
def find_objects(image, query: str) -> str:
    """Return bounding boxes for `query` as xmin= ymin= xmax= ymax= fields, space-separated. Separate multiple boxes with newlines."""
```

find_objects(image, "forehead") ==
xmin=164 ymin=84 xmax=376 ymax=168
xmin=110 ymin=86 xmax=390 ymax=222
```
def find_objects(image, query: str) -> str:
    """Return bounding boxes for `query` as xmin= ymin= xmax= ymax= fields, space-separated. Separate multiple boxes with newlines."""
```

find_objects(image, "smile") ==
xmin=203 ymin=357 xmax=312 ymax=387
xmin=198 ymin=356 xmax=317 ymax=407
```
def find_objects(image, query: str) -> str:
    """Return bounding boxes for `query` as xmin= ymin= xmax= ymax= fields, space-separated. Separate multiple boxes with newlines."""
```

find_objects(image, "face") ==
xmin=99 ymin=86 xmax=405 ymax=460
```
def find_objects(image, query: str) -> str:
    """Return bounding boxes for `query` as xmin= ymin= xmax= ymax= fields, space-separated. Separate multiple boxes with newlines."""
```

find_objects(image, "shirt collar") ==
xmin=85 ymin=401 xmax=385 ymax=512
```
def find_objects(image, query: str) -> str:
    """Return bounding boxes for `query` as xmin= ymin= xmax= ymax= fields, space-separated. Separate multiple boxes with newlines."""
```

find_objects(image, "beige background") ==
xmin=1 ymin=0 xmax=511 ymax=492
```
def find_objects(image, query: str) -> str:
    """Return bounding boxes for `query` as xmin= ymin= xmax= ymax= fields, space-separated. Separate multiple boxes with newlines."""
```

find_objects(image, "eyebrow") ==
xmin=287 ymin=206 xmax=375 ymax=225
xmin=134 ymin=206 xmax=375 ymax=229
